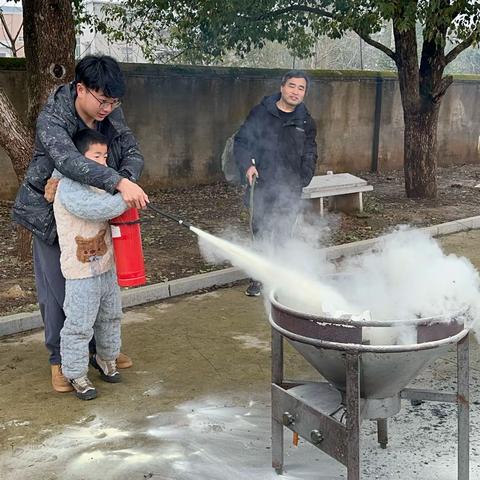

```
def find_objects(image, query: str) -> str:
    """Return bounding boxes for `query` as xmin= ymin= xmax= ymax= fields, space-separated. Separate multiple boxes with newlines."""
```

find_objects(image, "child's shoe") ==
xmin=70 ymin=375 xmax=97 ymax=400
xmin=91 ymin=354 xmax=122 ymax=383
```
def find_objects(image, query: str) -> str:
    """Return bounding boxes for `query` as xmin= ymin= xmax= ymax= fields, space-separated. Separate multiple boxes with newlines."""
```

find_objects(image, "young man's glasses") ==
xmin=88 ymin=89 xmax=121 ymax=110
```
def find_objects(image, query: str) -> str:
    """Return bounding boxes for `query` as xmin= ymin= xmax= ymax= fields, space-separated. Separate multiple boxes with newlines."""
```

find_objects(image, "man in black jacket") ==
xmin=12 ymin=55 xmax=148 ymax=392
xmin=234 ymin=70 xmax=317 ymax=296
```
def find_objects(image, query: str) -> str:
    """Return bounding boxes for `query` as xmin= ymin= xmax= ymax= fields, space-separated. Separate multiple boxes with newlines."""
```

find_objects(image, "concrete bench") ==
xmin=302 ymin=173 xmax=373 ymax=216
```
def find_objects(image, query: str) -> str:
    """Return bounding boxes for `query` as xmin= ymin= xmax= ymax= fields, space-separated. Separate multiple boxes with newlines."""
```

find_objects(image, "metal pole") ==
xmin=359 ymin=37 xmax=364 ymax=70
xmin=371 ymin=76 xmax=383 ymax=173
xmin=457 ymin=333 xmax=470 ymax=480
xmin=272 ymin=327 xmax=284 ymax=474
xmin=346 ymin=352 xmax=361 ymax=480
xmin=377 ymin=419 xmax=388 ymax=449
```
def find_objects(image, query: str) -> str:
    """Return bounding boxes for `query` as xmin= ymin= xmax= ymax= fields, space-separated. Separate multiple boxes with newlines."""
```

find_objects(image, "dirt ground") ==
xmin=2 ymin=164 xmax=480 ymax=316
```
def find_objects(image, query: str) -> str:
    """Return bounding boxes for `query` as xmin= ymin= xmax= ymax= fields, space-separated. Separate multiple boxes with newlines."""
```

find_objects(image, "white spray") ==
xmin=191 ymin=224 xmax=480 ymax=344
xmin=191 ymin=226 xmax=362 ymax=316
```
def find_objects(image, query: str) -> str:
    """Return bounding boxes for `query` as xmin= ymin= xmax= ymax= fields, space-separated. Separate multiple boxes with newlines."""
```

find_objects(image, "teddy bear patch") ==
xmin=75 ymin=229 xmax=108 ymax=263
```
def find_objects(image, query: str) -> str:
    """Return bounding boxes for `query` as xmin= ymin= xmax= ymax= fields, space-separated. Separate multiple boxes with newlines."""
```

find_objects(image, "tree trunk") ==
xmin=0 ymin=1 xmax=77 ymax=180
xmin=0 ymin=89 xmax=35 ymax=260
xmin=393 ymin=18 xmax=447 ymax=199
xmin=0 ymin=88 xmax=34 ymax=180
xmin=16 ymin=225 xmax=32 ymax=261
xmin=0 ymin=2 xmax=76 ymax=258
xmin=403 ymin=103 xmax=440 ymax=198
xmin=22 ymin=0 xmax=76 ymax=129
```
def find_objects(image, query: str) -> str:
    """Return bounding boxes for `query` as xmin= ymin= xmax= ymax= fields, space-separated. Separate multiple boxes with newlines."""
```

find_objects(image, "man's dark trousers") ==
xmin=33 ymin=236 xmax=65 ymax=365
xmin=33 ymin=236 xmax=96 ymax=365
xmin=250 ymin=186 xmax=300 ymax=245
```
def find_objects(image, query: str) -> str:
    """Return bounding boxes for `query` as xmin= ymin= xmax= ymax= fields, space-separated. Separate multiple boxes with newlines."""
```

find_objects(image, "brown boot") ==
xmin=116 ymin=352 xmax=133 ymax=369
xmin=51 ymin=364 xmax=74 ymax=393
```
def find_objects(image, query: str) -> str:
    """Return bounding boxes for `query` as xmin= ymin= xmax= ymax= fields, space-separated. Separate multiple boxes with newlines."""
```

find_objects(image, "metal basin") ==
xmin=269 ymin=291 xmax=469 ymax=418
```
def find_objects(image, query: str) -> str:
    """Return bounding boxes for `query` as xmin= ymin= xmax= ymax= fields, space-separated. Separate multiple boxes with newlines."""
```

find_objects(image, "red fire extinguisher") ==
xmin=110 ymin=208 xmax=146 ymax=287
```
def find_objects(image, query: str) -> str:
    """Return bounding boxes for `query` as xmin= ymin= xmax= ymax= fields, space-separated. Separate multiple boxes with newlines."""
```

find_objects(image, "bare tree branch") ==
xmin=252 ymin=5 xmax=397 ymax=63
xmin=158 ymin=47 xmax=189 ymax=63
xmin=355 ymin=30 xmax=397 ymax=61
xmin=13 ymin=20 xmax=23 ymax=43
xmin=0 ymin=12 xmax=15 ymax=44
xmin=253 ymin=5 xmax=335 ymax=21
xmin=0 ymin=87 xmax=34 ymax=180
xmin=0 ymin=12 xmax=23 ymax=56
xmin=132 ymin=5 xmax=154 ymax=34
xmin=445 ymin=27 xmax=480 ymax=65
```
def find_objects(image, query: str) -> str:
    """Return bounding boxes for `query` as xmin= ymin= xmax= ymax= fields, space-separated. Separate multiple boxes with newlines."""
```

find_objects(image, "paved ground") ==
xmin=1 ymin=230 xmax=480 ymax=479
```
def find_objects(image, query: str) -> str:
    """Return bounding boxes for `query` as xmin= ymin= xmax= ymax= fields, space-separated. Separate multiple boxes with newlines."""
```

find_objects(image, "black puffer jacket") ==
xmin=12 ymin=82 xmax=144 ymax=244
xmin=234 ymin=93 xmax=317 ymax=194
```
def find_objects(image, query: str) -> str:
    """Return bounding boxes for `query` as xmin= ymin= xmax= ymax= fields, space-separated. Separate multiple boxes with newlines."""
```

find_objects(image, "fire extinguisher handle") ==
xmin=110 ymin=219 xmax=142 ymax=226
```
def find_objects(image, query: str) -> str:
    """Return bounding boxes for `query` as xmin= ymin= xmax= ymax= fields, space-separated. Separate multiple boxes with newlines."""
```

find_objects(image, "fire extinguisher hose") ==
xmin=249 ymin=173 xmax=256 ymax=242
xmin=146 ymin=204 xmax=192 ymax=229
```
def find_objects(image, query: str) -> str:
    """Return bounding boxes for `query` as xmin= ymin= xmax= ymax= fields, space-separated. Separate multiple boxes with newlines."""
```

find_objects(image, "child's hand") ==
xmin=44 ymin=178 xmax=60 ymax=203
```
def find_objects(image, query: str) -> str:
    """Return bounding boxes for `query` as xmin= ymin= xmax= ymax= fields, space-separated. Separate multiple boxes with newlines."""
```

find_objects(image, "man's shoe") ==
xmin=90 ymin=354 xmax=122 ymax=383
xmin=70 ymin=375 xmax=97 ymax=401
xmin=51 ymin=364 xmax=74 ymax=393
xmin=245 ymin=280 xmax=262 ymax=297
xmin=116 ymin=352 xmax=133 ymax=369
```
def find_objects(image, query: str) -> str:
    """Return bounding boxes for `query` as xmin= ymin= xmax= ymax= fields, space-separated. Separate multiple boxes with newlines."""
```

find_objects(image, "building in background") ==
xmin=0 ymin=4 xmax=24 ymax=58
xmin=77 ymin=0 xmax=147 ymax=62
xmin=0 ymin=1 xmax=147 ymax=62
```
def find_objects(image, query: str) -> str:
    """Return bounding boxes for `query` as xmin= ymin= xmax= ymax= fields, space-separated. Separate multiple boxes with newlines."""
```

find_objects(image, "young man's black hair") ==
xmin=73 ymin=129 xmax=108 ymax=155
xmin=75 ymin=55 xmax=126 ymax=98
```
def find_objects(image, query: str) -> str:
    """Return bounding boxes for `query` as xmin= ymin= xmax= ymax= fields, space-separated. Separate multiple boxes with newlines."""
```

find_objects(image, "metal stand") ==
xmin=271 ymin=328 xmax=470 ymax=479
xmin=271 ymin=328 xmax=284 ymax=474
xmin=376 ymin=418 xmax=388 ymax=449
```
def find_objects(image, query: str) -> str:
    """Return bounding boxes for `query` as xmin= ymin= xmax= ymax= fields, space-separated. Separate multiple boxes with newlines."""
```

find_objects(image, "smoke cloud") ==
xmin=195 ymin=194 xmax=479 ymax=345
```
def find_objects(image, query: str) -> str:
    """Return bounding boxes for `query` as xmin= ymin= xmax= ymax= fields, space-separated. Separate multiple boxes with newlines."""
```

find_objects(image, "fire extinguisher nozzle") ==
xmin=178 ymin=219 xmax=192 ymax=229
xmin=148 ymin=204 xmax=192 ymax=230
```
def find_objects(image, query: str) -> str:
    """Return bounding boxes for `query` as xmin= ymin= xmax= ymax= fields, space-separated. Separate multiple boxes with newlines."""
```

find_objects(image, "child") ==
xmin=53 ymin=128 xmax=128 ymax=400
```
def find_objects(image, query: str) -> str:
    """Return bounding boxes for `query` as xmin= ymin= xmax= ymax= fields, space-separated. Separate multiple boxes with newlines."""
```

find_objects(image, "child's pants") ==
xmin=60 ymin=269 xmax=122 ymax=380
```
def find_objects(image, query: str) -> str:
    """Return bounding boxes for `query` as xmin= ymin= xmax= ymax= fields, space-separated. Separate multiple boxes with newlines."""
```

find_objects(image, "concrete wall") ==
xmin=1 ymin=63 xmax=480 ymax=199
